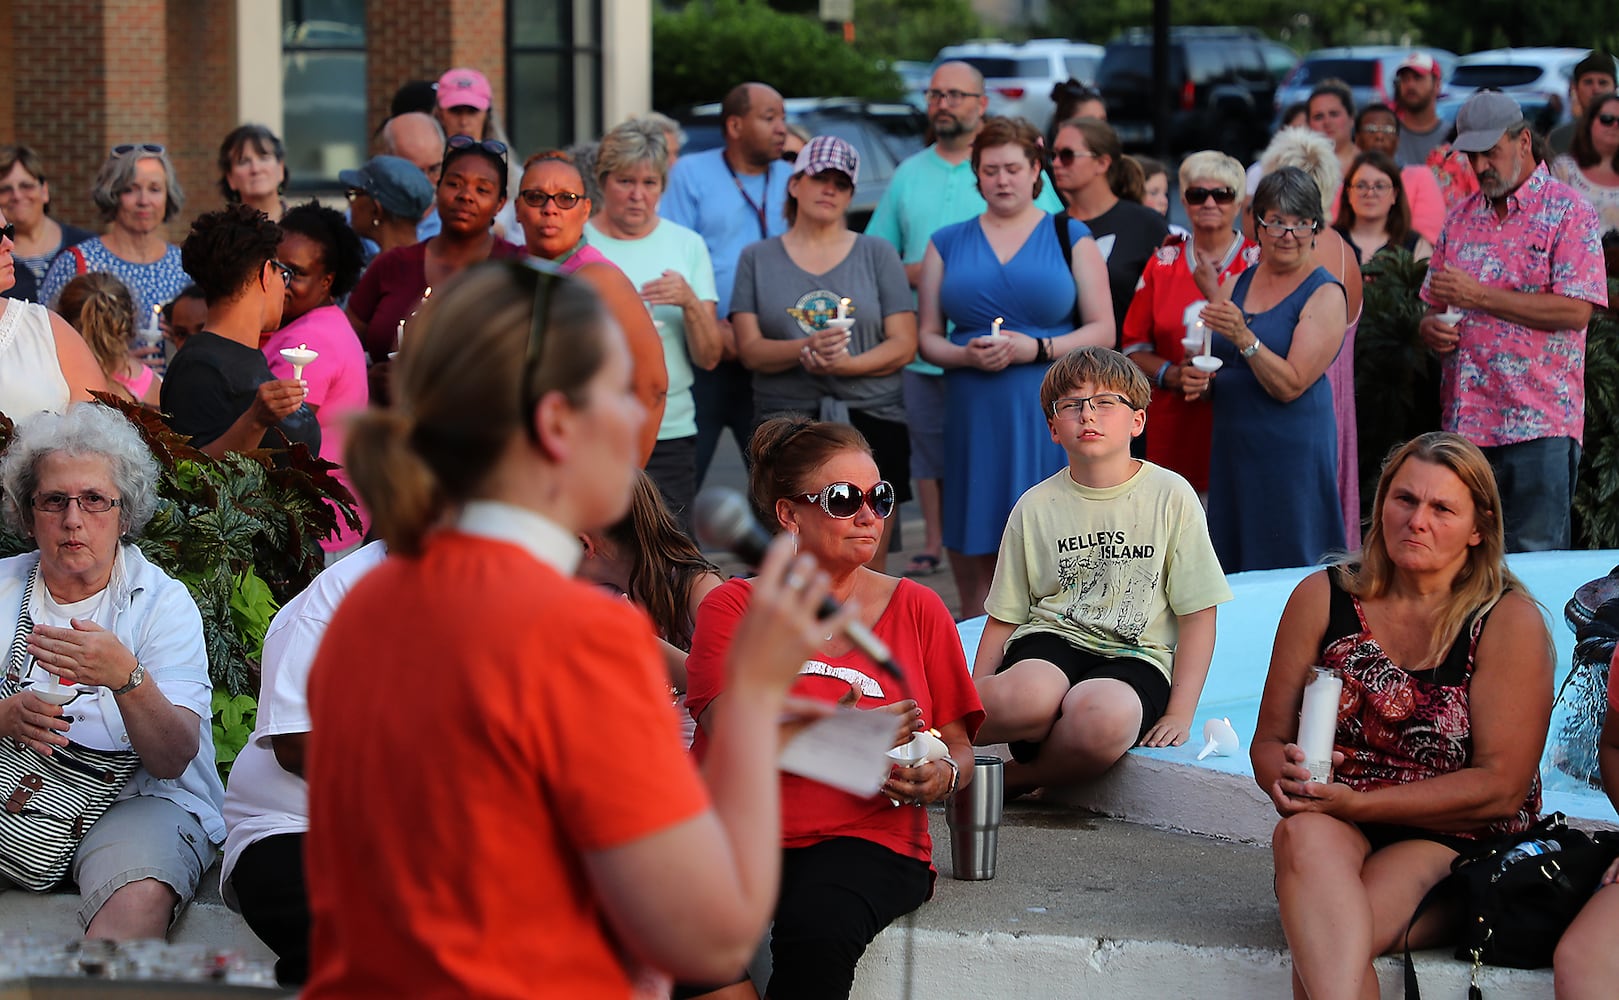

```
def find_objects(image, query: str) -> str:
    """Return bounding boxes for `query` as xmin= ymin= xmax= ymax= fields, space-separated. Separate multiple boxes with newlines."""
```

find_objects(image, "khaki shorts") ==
xmin=70 ymin=795 xmax=215 ymax=929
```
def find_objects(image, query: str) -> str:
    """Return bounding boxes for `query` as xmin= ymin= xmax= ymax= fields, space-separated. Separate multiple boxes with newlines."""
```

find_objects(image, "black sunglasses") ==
xmin=444 ymin=134 xmax=509 ymax=164
xmin=1598 ymin=113 xmax=1619 ymax=127
xmin=791 ymin=481 xmax=897 ymax=520
xmin=0 ymin=224 xmax=13 ymax=243
xmin=1052 ymin=147 xmax=1100 ymax=166
xmin=514 ymin=258 xmax=567 ymax=439
xmin=1185 ymin=186 xmax=1238 ymax=205
xmin=111 ymin=143 xmax=165 ymax=157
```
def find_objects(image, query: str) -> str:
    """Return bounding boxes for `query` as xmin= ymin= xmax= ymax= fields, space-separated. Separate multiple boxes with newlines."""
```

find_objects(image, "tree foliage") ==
xmin=654 ymin=0 xmax=903 ymax=111
xmin=850 ymin=0 xmax=983 ymax=64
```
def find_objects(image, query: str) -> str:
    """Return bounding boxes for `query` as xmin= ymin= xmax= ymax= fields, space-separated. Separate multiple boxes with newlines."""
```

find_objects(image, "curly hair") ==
xmin=180 ymin=203 xmax=282 ymax=305
xmin=278 ymin=200 xmax=366 ymax=299
xmin=56 ymin=273 xmax=136 ymax=386
xmin=1 ymin=403 xmax=160 ymax=539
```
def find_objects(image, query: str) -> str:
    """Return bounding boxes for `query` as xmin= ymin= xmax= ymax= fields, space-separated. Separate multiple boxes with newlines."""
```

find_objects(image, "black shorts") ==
xmin=997 ymin=631 xmax=1171 ymax=763
xmin=757 ymin=407 xmax=914 ymax=505
xmin=1359 ymin=822 xmax=1476 ymax=857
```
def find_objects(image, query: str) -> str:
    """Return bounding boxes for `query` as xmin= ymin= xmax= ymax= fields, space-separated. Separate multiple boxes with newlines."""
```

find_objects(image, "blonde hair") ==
xmin=1176 ymin=151 xmax=1246 ymax=200
xmin=56 ymin=273 xmax=135 ymax=384
xmin=1333 ymin=432 xmax=1535 ymax=668
xmin=1258 ymin=127 xmax=1340 ymax=220
xmin=344 ymin=261 xmax=610 ymax=555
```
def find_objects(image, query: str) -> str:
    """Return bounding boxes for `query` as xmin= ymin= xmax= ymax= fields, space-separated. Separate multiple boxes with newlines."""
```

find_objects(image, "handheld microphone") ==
xmin=694 ymin=487 xmax=902 ymax=680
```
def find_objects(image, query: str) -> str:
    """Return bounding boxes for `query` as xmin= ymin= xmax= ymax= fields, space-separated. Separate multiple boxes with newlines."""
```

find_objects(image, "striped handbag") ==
xmin=0 ymin=565 xmax=139 ymax=891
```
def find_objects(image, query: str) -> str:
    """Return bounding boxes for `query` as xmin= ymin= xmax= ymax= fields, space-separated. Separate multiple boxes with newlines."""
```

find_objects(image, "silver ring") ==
xmin=785 ymin=572 xmax=807 ymax=591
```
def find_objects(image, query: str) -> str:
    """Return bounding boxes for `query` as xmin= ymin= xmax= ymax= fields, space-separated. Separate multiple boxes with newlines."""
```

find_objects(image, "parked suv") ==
xmin=1096 ymin=27 xmax=1281 ymax=161
xmin=933 ymin=39 xmax=1104 ymax=129
xmin=1446 ymin=47 xmax=1612 ymax=103
xmin=1273 ymin=46 xmax=1458 ymax=125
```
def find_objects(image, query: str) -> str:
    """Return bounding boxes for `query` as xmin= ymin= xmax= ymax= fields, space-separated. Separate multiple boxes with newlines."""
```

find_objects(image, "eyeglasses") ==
xmin=925 ymin=89 xmax=982 ymax=105
xmin=1258 ymin=218 xmax=1319 ymax=239
xmin=1359 ymin=124 xmax=1398 ymax=136
xmin=0 ymin=224 xmax=13 ymax=243
xmin=443 ymin=135 xmax=509 ymax=169
xmin=1597 ymin=114 xmax=1619 ymax=127
xmin=515 ymin=258 xmax=566 ymax=438
xmin=1052 ymin=148 xmax=1100 ymax=166
xmin=518 ymin=189 xmax=585 ymax=210
xmin=31 ymin=492 xmax=121 ymax=514
xmin=344 ymin=188 xmax=368 ymax=203
xmin=1351 ymin=181 xmax=1393 ymax=194
xmin=1051 ymin=393 xmax=1135 ymax=420
xmin=268 ymin=259 xmax=295 ymax=286
xmin=111 ymin=143 xmax=165 ymax=157
xmin=791 ymin=481 xmax=896 ymax=519
xmin=1184 ymin=186 xmax=1237 ymax=205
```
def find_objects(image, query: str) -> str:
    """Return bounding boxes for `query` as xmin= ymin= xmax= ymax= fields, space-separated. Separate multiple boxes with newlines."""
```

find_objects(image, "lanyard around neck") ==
xmin=723 ymin=152 xmax=771 ymax=240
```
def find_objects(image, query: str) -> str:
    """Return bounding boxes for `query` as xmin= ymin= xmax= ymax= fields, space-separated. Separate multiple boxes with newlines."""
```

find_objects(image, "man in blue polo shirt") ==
xmin=662 ymin=82 xmax=793 ymax=486
xmin=865 ymin=61 xmax=1064 ymax=577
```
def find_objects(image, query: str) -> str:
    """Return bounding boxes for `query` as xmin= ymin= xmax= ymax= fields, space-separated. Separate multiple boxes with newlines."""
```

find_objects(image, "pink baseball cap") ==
xmin=436 ymin=68 xmax=492 ymax=111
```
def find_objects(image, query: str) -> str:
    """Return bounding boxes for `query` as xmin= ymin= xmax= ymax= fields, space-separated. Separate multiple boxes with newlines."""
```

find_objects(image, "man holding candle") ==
xmin=1418 ymin=91 xmax=1606 ymax=551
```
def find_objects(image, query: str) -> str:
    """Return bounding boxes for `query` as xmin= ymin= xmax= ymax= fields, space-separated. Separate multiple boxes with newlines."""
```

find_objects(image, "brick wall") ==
xmin=367 ymin=0 xmax=507 ymax=153
xmin=166 ymin=0 xmax=239 ymax=227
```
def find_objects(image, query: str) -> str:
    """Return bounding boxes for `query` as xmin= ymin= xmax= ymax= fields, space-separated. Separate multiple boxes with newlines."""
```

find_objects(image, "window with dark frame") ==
xmin=507 ymin=0 xmax=605 ymax=158
xmin=281 ymin=0 xmax=368 ymax=191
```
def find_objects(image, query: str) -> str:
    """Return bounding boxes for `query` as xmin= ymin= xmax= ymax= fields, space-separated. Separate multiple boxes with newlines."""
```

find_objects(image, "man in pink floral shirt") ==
xmin=1419 ymin=92 xmax=1607 ymax=551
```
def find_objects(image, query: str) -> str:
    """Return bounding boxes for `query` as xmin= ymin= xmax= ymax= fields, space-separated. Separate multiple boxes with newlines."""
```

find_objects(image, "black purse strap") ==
xmin=1053 ymin=212 xmax=1081 ymax=331
xmin=3 ymin=563 xmax=38 ymax=685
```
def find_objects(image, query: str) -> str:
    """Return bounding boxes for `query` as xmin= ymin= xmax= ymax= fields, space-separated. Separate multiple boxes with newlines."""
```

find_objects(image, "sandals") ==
xmin=904 ymin=553 xmax=941 ymax=577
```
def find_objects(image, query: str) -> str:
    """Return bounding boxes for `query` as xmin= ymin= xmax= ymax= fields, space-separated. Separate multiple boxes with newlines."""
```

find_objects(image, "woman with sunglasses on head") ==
xmin=1550 ymin=91 xmax=1619 ymax=241
xmin=1051 ymin=118 xmax=1169 ymax=340
xmin=731 ymin=135 xmax=916 ymax=571
xmin=346 ymin=134 xmax=524 ymax=364
xmin=519 ymin=150 xmax=668 ymax=465
xmin=39 ymin=144 xmax=191 ymax=323
xmin=1333 ymin=150 xmax=1433 ymax=265
xmin=1120 ymin=151 xmax=1257 ymax=495
xmin=302 ymin=261 xmax=836 ymax=997
xmin=679 ymin=415 xmax=983 ymax=1000
xmin=1182 ymin=167 xmax=1348 ymax=573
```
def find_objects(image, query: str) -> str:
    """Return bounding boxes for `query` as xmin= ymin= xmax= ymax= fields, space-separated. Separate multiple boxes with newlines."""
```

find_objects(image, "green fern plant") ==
xmin=1574 ymin=278 xmax=1619 ymax=548
xmin=0 ymin=396 xmax=358 ymax=780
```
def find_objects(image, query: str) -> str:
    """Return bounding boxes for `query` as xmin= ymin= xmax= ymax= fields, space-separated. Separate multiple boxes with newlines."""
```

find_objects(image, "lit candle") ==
xmin=1296 ymin=667 xmax=1343 ymax=784
xmin=837 ymin=297 xmax=851 ymax=321
xmin=991 ymin=316 xmax=1003 ymax=338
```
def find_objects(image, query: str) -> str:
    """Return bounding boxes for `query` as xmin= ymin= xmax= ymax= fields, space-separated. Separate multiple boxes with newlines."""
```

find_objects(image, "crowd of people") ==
xmin=0 ymin=47 xmax=1617 ymax=999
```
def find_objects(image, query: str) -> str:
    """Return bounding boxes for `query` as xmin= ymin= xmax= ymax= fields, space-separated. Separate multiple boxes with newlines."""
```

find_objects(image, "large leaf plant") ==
xmin=1574 ymin=277 xmax=1619 ymax=548
xmin=0 ymin=395 xmax=359 ymax=780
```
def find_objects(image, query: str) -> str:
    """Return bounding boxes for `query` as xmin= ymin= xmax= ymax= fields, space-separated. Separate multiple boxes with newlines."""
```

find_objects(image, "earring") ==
xmin=371 ymin=217 xmax=380 ymax=230
xmin=789 ymin=531 xmax=798 ymax=555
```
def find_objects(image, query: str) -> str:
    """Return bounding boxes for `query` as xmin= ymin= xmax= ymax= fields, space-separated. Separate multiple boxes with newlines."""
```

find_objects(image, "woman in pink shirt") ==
xmin=262 ymin=202 xmax=370 ymax=559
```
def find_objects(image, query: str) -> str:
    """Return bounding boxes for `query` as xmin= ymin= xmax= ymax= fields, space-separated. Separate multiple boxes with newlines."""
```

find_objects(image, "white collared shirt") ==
xmin=457 ymin=500 xmax=582 ymax=576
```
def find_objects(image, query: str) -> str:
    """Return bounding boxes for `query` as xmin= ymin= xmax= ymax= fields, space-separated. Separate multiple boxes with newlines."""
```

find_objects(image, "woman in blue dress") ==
xmin=1184 ymin=167 xmax=1348 ymax=573
xmin=918 ymin=117 xmax=1115 ymax=619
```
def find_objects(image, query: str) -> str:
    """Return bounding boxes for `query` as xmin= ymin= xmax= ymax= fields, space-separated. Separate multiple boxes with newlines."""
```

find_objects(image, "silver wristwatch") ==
xmin=112 ymin=662 xmax=145 ymax=696
xmin=1240 ymin=339 xmax=1261 ymax=359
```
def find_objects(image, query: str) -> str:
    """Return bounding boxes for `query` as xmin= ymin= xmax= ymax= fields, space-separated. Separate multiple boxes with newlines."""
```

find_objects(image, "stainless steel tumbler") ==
xmin=946 ymin=755 xmax=1004 ymax=880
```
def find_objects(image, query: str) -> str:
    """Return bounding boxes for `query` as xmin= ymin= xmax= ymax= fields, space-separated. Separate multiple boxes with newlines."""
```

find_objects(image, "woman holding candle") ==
xmin=345 ymin=134 xmax=525 ymax=364
xmin=917 ymin=117 xmax=1114 ymax=619
xmin=518 ymin=150 xmax=668 ymax=466
xmin=731 ymin=135 xmax=916 ymax=571
xmin=1120 ymin=151 xmax=1257 ymax=494
xmin=39 ymin=145 xmax=192 ymax=322
xmin=302 ymin=260 xmax=835 ymax=997
xmin=1184 ymin=168 xmax=1347 ymax=573
xmin=1251 ymin=431 xmax=1552 ymax=1000
xmin=680 ymin=415 xmax=982 ymax=1000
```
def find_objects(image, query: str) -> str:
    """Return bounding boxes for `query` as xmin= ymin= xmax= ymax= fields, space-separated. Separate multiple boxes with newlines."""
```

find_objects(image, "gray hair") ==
xmin=629 ymin=111 xmax=686 ymax=153
xmin=595 ymin=121 xmax=670 ymax=189
xmin=1252 ymin=166 xmax=1326 ymax=231
xmin=2 ymin=404 xmax=161 ymax=538
xmin=565 ymin=141 xmax=604 ymax=214
xmin=1177 ymin=150 xmax=1247 ymax=201
xmin=91 ymin=147 xmax=185 ymax=224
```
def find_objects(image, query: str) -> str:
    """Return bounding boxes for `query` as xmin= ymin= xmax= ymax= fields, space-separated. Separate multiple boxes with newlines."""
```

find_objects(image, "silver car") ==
xmin=933 ymin=39 xmax=1104 ymax=130
xmin=1446 ymin=47 xmax=1616 ymax=106
xmin=1273 ymin=46 xmax=1459 ymax=124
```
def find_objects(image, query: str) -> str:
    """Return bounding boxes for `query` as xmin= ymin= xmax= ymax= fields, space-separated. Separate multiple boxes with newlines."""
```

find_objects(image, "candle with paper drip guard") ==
xmin=279 ymin=343 xmax=319 ymax=379
xmin=24 ymin=672 xmax=77 ymax=706
xmin=1296 ymin=666 xmax=1343 ymax=784
xmin=1196 ymin=717 xmax=1240 ymax=760
xmin=822 ymin=298 xmax=855 ymax=341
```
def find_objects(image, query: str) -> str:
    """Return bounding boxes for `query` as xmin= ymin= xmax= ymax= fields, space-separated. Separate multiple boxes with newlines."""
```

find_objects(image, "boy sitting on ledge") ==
xmin=971 ymin=347 xmax=1232 ymax=797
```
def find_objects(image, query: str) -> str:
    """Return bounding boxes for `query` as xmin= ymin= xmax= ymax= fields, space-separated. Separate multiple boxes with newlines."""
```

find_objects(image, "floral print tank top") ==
xmin=1322 ymin=572 xmax=1539 ymax=840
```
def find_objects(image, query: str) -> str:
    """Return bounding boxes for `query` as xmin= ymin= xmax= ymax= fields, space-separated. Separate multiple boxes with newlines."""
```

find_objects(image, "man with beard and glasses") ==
xmin=1418 ymin=91 xmax=1606 ymax=552
xmin=865 ymin=61 xmax=1063 ymax=578
xmin=662 ymin=82 xmax=792 ymax=489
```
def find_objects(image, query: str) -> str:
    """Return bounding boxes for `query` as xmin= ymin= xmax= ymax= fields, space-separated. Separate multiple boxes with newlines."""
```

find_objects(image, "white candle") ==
xmin=1296 ymin=666 xmax=1343 ymax=784
xmin=280 ymin=343 xmax=319 ymax=380
xmin=991 ymin=316 xmax=1003 ymax=338
xmin=836 ymin=297 xmax=851 ymax=321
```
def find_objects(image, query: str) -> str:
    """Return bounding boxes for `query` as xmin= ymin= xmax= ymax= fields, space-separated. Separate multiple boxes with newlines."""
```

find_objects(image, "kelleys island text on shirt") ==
xmin=1055 ymin=531 xmax=1155 ymax=560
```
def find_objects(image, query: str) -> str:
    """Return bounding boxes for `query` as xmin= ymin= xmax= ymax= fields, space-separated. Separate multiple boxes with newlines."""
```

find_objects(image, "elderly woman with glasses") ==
xmin=346 ymin=134 xmax=525 ymax=364
xmin=1120 ymin=150 xmax=1257 ymax=494
xmin=680 ymin=416 xmax=982 ymax=1000
xmin=0 ymin=145 xmax=96 ymax=305
xmin=518 ymin=149 xmax=668 ymax=465
xmin=340 ymin=156 xmax=435 ymax=262
xmin=1183 ymin=167 xmax=1348 ymax=573
xmin=0 ymin=403 xmax=225 ymax=940
xmin=39 ymin=144 xmax=192 ymax=322
xmin=584 ymin=122 xmax=724 ymax=527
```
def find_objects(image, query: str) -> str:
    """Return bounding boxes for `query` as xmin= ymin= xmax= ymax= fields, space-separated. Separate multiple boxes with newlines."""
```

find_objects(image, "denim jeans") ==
xmin=1480 ymin=436 xmax=1580 ymax=552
